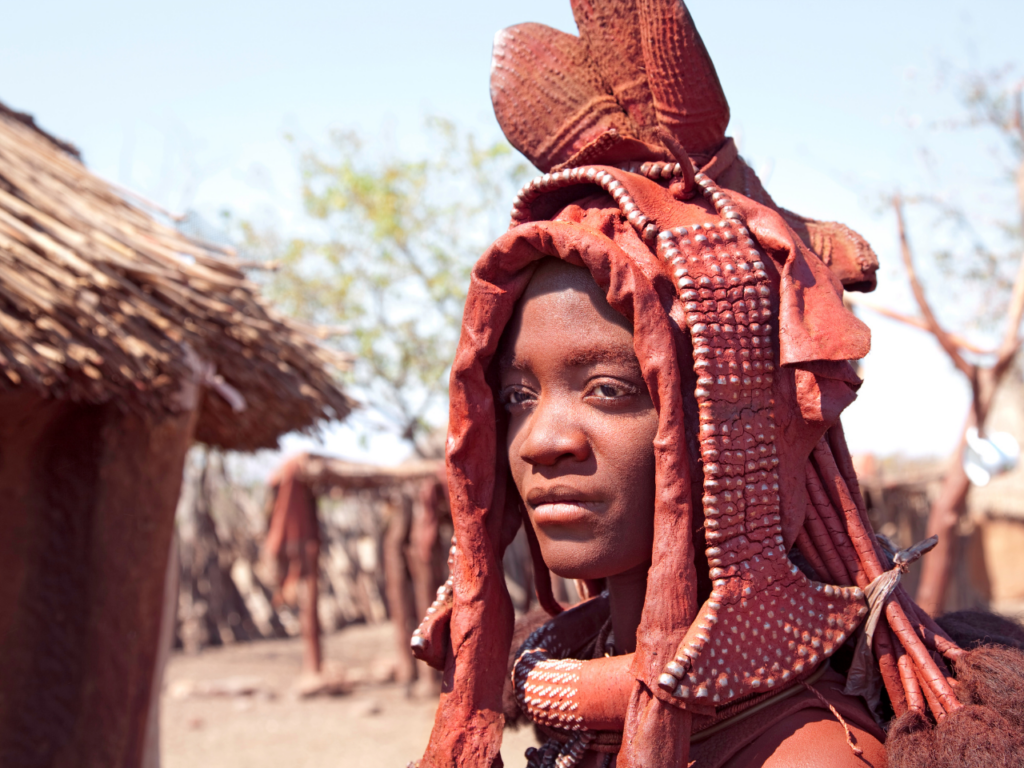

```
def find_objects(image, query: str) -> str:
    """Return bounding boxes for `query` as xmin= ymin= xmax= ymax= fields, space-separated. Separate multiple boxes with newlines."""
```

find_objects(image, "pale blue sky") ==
xmin=3 ymin=1 xmax=1022 ymax=464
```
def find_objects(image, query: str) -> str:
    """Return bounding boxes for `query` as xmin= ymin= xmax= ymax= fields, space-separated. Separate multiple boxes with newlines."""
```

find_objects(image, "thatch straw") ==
xmin=274 ymin=453 xmax=445 ymax=494
xmin=0 ymin=101 xmax=355 ymax=450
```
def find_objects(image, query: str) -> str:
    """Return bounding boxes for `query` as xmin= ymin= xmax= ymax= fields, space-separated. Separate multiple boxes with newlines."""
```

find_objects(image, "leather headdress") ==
xmin=412 ymin=3 xmax=968 ymax=767
xmin=490 ymin=0 xmax=878 ymax=292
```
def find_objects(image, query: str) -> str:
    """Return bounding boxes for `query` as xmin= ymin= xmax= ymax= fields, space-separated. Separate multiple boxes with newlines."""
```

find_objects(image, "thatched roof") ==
xmin=0 ymin=102 xmax=355 ymax=450
xmin=271 ymin=453 xmax=445 ymax=494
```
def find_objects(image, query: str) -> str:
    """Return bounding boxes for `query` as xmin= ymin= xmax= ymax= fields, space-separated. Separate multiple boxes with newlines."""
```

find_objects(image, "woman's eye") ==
xmin=589 ymin=381 xmax=636 ymax=400
xmin=501 ymin=387 xmax=535 ymax=409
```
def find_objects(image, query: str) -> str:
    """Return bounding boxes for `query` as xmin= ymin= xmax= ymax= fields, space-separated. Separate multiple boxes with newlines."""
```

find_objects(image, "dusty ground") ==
xmin=160 ymin=622 xmax=538 ymax=768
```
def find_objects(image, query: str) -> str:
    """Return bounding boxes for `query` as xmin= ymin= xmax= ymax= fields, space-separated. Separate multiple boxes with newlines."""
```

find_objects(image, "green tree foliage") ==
xmin=239 ymin=118 xmax=530 ymax=454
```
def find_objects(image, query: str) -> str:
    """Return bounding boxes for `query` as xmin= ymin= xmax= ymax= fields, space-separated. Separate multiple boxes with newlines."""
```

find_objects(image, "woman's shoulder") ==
xmin=719 ymin=707 xmax=886 ymax=768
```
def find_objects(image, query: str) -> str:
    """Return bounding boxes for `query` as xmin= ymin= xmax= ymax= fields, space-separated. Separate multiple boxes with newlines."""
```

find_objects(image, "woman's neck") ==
xmin=606 ymin=561 xmax=650 ymax=654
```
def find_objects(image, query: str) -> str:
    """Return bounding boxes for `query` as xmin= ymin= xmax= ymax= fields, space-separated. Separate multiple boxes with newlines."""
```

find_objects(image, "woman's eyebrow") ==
xmin=563 ymin=347 xmax=641 ymax=369
xmin=499 ymin=347 xmax=641 ymax=372
xmin=497 ymin=346 xmax=518 ymax=371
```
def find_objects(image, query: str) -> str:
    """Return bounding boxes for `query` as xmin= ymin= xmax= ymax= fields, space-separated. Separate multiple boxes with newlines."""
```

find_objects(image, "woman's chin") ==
xmin=542 ymin=546 xmax=629 ymax=582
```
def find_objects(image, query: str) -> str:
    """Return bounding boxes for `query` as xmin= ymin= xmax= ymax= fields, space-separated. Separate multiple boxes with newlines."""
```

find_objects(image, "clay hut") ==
xmin=0 ymin=102 xmax=354 ymax=768
xmin=960 ymin=372 xmax=1024 ymax=615
xmin=264 ymin=454 xmax=449 ymax=688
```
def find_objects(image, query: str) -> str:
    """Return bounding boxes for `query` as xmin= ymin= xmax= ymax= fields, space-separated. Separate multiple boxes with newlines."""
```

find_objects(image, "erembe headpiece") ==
xmin=411 ymin=2 xmax=968 ymax=767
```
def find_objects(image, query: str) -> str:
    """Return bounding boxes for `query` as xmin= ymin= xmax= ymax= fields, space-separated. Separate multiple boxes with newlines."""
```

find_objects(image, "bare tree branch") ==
xmin=1012 ymin=81 xmax=1024 ymax=144
xmin=994 ymin=111 xmax=1024 ymax=374
xmin=845 ymin=295 xmax=995 ymax=355
xmin=994 ymin=252 xmax=1024 ymax=372
xmin=894 ymin=194 xmax=976 ymax=378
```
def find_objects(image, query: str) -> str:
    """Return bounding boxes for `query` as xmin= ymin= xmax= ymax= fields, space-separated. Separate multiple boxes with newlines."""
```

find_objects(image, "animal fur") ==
xmin=887 ymin=611 xmax=1024 ymax=768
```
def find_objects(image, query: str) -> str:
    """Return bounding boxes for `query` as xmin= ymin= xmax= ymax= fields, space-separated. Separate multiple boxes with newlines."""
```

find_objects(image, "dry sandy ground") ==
xmin=160 ymin=622 xmax=538 ymax=768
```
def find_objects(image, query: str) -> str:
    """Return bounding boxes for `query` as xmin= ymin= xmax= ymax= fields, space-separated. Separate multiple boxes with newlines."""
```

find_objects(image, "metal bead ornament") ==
xmin=653 ymin=170 xmax=868 ymax=704
xmin=410 ymin=538 xmax=457 ymax=656
xmin=510 ymin=164 xmax=683 ymax=247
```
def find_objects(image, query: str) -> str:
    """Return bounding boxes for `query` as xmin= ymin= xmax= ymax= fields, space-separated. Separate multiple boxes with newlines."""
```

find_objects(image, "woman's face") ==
xmin=499 ymin=259 xmax=659 ymax=581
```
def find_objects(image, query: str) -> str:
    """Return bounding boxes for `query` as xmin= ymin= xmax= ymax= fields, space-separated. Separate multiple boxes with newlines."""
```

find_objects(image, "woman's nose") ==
xmin=517 ymin=396 xmax=590 ymax=466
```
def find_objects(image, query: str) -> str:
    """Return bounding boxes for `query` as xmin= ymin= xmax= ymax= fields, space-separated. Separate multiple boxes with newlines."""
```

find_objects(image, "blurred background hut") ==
xmin=856 ymin=370 xmax=1024 ymax=618
xmin=967 ymin=372 xmax=1024 ymax=615
xmin=172 ymin=449 xmax=550 ymax=695
xmin=0 ymin=102 xmax=353 ymax=768
xmin=175 ymin=452 xmax=449 ymax=692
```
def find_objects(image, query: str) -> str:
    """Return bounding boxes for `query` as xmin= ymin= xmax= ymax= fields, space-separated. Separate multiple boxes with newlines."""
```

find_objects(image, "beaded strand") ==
xmin=410 ymin=538 xmax=456 ymax=655
xmin=510 ymin=163 xmax=687 ymax=246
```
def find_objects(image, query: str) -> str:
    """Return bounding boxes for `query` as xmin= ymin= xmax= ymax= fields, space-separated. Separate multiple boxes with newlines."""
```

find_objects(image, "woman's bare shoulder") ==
xmin=720 ymin=708 xmax=886 ymax=768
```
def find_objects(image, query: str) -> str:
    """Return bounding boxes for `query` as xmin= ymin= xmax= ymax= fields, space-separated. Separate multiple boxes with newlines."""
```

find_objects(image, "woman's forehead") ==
xmin=522 ymin=257 xmax=601 ymax=298
xmin=516 ymin=257 xmax=632 ymax=329
xmin=499 ymin=261 xmax=638 ymax=373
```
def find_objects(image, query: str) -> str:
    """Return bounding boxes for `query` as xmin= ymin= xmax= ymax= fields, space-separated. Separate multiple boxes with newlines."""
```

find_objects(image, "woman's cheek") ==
xmin=506 ymin=422 xmax=528 ymax=490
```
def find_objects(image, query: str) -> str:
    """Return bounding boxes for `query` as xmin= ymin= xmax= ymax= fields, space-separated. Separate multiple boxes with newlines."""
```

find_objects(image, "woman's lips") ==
xmin=527 ymin=489 xmax=602 ymax=525
xmin=532 ymin=501 xmax=597 ymax=525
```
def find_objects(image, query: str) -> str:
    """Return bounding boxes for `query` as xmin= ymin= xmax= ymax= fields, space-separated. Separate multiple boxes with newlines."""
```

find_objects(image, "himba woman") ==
xmin=408 ymin=1 xmax=1024 ymax=766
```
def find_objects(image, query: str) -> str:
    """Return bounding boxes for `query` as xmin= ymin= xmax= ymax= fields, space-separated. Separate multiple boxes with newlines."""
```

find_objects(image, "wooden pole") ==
xmin=382 ymin=496 xmax=416 ymax=687
xmin=299 ymin=540 xmax=323 ymax=675
xmin=915 ymin=427 xmax=972 ymax=616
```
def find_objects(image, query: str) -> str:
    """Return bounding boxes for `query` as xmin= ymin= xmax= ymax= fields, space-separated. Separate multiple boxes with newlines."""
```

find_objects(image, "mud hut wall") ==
xmin=65 ymin=401 xmax=197 ymax=768
xmin=977 ymin=516 xmax=1024 ymax=610
xmin=965 ymin=374 xmax=1024 ymax=611
xmin=0 ymin=390 xmax=90 ymax=765
xmin=0 ymin=389 xmax=197 ymax=768
xmin=969 ymin=373 xmax=1024 ymax=518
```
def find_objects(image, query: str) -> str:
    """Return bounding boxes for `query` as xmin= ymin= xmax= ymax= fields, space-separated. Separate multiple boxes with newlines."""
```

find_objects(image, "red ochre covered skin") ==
xmin=574 ymin=656 xmax=635 ymax=732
